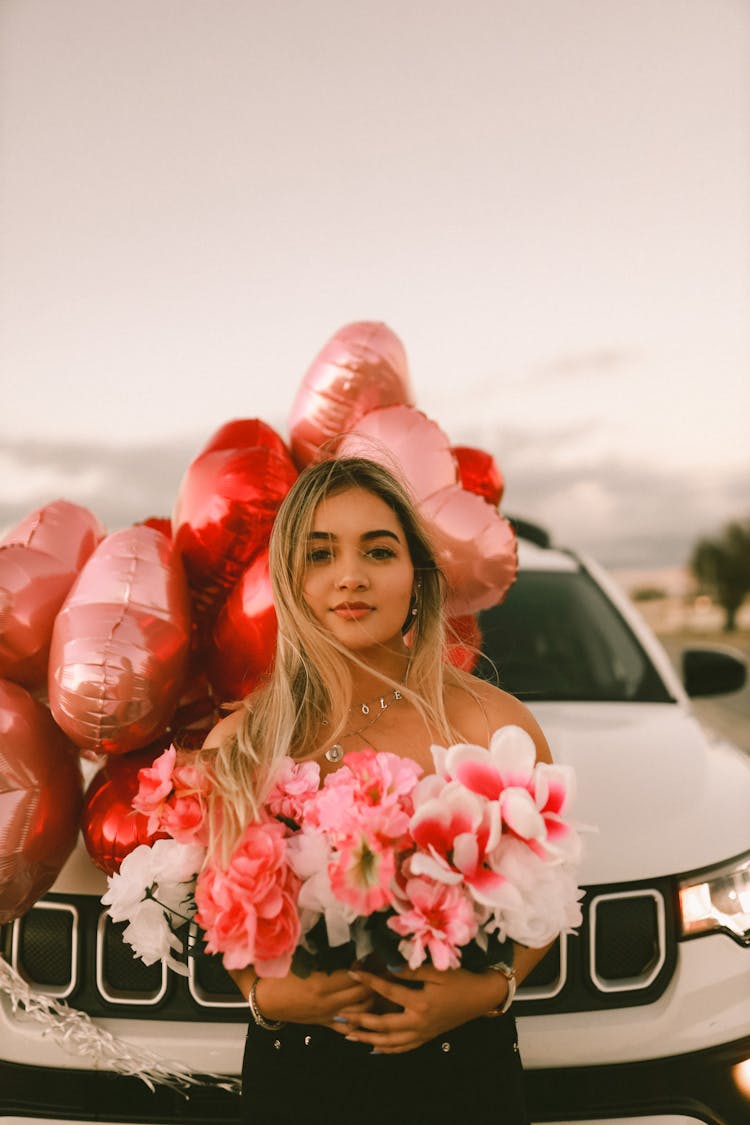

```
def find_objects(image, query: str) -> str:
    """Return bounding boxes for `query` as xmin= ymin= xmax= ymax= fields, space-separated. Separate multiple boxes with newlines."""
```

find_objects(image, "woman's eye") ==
xmin=306 ymin=548 xmax=332 ymax=564
xmin=366 ymin=546 xmax=396 ymax=560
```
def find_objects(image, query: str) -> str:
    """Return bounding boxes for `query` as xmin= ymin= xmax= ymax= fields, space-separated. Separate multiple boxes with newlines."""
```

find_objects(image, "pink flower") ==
xmin=328 ymin=831 xmax=397 ymax=915
xmin=134 ymin=745 xmax=211 ymax=846
xmin=388 ymin=875 xmax=478 ymax=970
xmin=133 ymin=745 xmax=177 ymax=830
xmin=194 ymin=818 xmax=300 ymax=976
xmin=266 ymin=757 xmax=321 ymax=825
xmin=409 ymin=781 xmax=507 ymax=906
xmin=445 ymin=725 xmax=578 ymax=860
xmin=306 ymin=749 xmax=421 ymax=846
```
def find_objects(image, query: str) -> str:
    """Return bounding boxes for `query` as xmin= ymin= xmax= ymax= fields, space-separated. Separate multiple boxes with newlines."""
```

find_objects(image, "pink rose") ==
xmin=265 ymin=758 xmax=321 ymax=825
xmin=194 ymin=819 xmax=300 ymax=976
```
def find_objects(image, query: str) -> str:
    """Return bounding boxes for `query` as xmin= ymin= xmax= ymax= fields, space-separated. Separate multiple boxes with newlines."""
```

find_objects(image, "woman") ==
xmin=204 ymin=456 xmax=555 ymax=1124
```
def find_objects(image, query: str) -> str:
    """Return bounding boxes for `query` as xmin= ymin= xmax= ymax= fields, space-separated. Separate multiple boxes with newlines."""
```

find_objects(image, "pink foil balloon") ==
xmin=421 ymin=485 xmax=518 ymax=615
xmin=48 ymin=526 xmax=191 ymax=755
xmin=172 ymin=419 xmax=297 ymax=624
xmin=288 ymin=322 xmax=415 ymax=466
xmin=81 ymin=743 xmax=171 ymax=876
xmin=453 ymin=446 xmax=505 ymax=508
xmin=337 ymin=405 xmax=457 ymax=504
xmin=209 ymin=549 xmax=277 ymax=701
xmin=0 ymin=500 xmax=104 ymax=687
xmin=0 ymin=679 xmax=82 ymax=922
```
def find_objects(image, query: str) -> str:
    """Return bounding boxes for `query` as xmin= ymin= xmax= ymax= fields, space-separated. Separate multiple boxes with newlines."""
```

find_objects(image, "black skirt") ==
xmin=241 ymin=1012 xmax=529 ymax=1125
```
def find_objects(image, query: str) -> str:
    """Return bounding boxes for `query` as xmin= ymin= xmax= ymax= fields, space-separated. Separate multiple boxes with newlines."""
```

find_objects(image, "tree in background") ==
xmin=690 ymin=519 xmax=750 ymax=632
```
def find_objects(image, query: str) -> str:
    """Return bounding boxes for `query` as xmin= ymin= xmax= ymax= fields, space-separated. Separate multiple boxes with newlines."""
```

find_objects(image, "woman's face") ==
xmin=301 ymin=487 xmax=415 ymax=656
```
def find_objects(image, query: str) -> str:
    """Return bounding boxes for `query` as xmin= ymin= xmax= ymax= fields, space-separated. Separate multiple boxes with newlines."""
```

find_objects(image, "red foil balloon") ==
xmin=81 ymin=743 xmax=171 ymax=875
xmin=453 ymin=446 xmax=505 ymax=508
xmin=172 ymin=419 xmax=297 ymax=624
xmin=209 ymin=549 xmax=277 ymax=701
xmin=420 ymin=485 xmax=518 ymax=616
xmin=288 ymin=322 xmax=415 ymax=466
xmin=445 ymin=615 xmax=483 ymax=673
xmin=0 ymin=500 xmax=104 ymax=687
xmin=48 ymin=526 xmax=191 ymax=756
xmin=0 ymin=679 xmax=82 ymax=922
xmin=337 ymin=405 xmax=457 ymax=504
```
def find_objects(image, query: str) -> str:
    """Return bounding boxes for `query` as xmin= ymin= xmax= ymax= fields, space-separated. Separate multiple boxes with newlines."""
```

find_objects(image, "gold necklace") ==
xmin=324 ymin=688 xmax=404 ymax=763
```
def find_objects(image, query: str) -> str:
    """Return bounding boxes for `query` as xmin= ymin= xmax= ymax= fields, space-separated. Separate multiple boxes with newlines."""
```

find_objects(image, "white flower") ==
xmin=287 ymin=829 xmax=358 ymax=948
xmin=101 ymin=844 xmax=162 ymax=922
xmin=101 ymin=839 xmax=206 ymax=973
xmin=151 ymin=839 xmax=207 ymax=885
xmin=123 ymin=899 xmax=187 ymax=975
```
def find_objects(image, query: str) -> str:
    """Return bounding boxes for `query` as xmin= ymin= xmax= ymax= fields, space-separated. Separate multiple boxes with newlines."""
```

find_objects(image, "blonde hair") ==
xmin=205 ymin=456 xmax=465 ymax=859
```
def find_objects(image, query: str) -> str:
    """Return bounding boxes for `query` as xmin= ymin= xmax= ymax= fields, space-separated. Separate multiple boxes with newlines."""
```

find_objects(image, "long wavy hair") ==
xmin=205 ymin=456 xmax=466 ymax=859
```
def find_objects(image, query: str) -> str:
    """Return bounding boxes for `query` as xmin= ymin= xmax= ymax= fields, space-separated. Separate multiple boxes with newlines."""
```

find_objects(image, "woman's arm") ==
xmin=226 ymin=965 xmax=373 ymax=1030
xmin=338 ymin=938 xmax=553 ymax=1054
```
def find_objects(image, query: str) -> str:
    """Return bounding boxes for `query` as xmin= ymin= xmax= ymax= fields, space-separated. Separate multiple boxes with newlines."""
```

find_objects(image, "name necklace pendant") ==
xmin=325 ymin=688 xmax=403 ymax=762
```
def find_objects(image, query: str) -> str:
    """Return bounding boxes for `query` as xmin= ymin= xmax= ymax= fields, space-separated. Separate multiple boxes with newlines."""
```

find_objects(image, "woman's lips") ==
xmin=332 ymin=602 xmax=373 ymax=620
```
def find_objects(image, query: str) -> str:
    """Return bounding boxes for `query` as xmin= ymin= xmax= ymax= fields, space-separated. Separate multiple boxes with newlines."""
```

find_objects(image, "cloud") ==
xmin=498 ymin=442 xmax=750 ymax=568
xmin=0 ymin=436 xmax=200 ymax=535
xmin=1 ymin=432 xmax=747 ymax=572
xmin=526 ymin=348 xmax=637 ymax=385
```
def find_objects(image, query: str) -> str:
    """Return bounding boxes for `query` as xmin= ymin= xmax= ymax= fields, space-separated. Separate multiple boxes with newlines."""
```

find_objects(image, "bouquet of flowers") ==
xmin=102 ymin=726 xmax=584 ymax=979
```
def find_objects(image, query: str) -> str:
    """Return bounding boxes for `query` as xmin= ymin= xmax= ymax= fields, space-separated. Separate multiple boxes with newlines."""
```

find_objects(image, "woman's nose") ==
xmin=334 ymin=554 xmax=369 ymax=589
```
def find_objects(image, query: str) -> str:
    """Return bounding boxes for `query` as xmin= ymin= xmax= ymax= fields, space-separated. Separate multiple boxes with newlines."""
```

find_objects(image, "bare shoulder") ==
xmin=201 ymin=704 xmax=246 ymax=751
xmin=444 ymin=673 xmax=553 ymax=764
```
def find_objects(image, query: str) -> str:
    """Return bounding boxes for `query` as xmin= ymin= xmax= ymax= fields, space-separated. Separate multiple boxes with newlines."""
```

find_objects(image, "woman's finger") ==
xmin=348 ymin=969 xmax=416 ymax=1006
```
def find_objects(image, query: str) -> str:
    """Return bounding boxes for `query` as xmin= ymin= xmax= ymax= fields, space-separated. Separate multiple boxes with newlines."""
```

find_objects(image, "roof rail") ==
xmin=506 ymin=515 xmax=551 ymax=549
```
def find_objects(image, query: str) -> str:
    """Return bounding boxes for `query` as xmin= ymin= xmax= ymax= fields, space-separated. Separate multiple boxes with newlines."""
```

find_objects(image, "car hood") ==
xmin=529 ymin=701 xmax=750 ymax=884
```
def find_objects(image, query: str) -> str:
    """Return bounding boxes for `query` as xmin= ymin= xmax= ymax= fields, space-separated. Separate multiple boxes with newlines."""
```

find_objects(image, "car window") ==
xmin=475 ymin=568 xmax=673 ymax=703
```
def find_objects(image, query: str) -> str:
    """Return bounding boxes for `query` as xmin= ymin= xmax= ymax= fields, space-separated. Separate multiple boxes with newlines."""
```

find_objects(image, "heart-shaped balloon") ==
xmin=0 ymin=679 xmax=82 ymax=922
xmin=208 ymin=549 xmax=277 ymax=701
xmin=288 ymin=322 xmax=415 ymax=466
xmin=453 ymin=445 xmax=505 ymax=508
xmin=49 ymin=526 xmax=191 ymax=755
xmin=337 ymin=404 xmax=457 ymax=504
xmin=420 ymin=485 xmax=518 ymax=615
xmin=173 ymin=419 xmax=297 ymax=626
xmin=0 ymin=500 xmax=104 ymax=686
xmin=81 ymin=742 xmax=172 ymax=875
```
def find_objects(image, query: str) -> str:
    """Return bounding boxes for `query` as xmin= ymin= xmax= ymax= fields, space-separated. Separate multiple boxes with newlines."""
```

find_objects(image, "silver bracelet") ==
xmin=248 ymin=976 xmax=285 ymax=1030
xmin=484 ymin=961 xmax=516 ymax=1017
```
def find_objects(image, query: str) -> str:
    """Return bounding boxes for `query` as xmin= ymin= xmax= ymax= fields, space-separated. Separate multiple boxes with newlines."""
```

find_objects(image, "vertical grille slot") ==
xmin=11 ymin=902 xmax=78 ymax=998
xmin=517 ymin=935 xmax=567 ymax=1001
xmin=96 ymin=913 xmax=168 ymax=1005
xmin=589 ymin=890 xmax=666 ymax=992
xmin=189 ymin=934 xmax=247 ymax=1008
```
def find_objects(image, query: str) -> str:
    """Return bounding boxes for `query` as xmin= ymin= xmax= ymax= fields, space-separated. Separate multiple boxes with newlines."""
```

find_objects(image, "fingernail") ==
xmin=370 ymin=1049 xmax=382 ymax=1055
xmin=333 ymin=1016 xmax=348 ymax=1024
xmin=345 ymin=1035 xmax=358 ymax=1042
xmin=348 ymin=970 xmax=361 ymax=980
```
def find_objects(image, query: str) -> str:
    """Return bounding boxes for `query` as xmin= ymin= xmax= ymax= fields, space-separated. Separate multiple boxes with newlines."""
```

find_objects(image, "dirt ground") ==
xmin=657 ymin=628 xmax=750 ymax=755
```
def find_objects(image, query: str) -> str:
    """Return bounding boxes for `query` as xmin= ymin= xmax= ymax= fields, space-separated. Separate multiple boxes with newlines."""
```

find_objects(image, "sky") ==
xmin=1 ymin=0 xmax=748 ymax=569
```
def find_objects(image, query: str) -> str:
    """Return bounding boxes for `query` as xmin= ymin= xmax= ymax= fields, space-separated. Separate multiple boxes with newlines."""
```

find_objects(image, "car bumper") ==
xmin=1 ymin=1035 xmax=749 ymax=1125
xmin=524 ymin=1034 xmax=750 ymax=1125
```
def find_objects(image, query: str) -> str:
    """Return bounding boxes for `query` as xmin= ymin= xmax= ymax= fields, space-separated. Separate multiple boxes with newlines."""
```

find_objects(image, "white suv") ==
xmin=1 ymin=527 xmax=749 ymax=1125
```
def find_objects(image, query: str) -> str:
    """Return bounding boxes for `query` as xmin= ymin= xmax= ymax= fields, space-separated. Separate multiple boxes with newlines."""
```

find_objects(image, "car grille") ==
xmin=1 ymin=878 xmax=677 ymax=1020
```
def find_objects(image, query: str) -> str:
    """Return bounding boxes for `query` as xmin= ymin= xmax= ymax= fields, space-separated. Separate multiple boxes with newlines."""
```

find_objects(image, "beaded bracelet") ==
xmin=247 ymin=976 xmax=285 ymax=1030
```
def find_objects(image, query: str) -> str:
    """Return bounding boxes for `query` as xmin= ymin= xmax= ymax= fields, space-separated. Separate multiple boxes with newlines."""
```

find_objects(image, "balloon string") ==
xmin=0 ymin=954 xmax=240 ymax=1096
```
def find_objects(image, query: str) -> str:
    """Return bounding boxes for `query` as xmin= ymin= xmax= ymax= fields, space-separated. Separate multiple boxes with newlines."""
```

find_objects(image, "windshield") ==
xmin=475 ymin=568 xmax=673 ymax=703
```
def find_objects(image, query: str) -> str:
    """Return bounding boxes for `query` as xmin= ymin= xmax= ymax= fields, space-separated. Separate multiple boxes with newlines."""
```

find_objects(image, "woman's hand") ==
xmin=336 ymin=964 xmax=508 ymax=1054
xmin=247 ymin=969 xmax=375 ymax=1031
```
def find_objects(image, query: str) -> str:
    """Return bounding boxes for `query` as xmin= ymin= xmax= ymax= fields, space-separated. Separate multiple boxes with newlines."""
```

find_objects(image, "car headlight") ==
xmin=679 ymin=851 xmax=750 ymax=945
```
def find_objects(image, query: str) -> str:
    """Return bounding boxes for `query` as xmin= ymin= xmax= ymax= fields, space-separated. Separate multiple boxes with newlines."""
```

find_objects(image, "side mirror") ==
xmin=682 ymin=647 xmax=747 ymax=698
